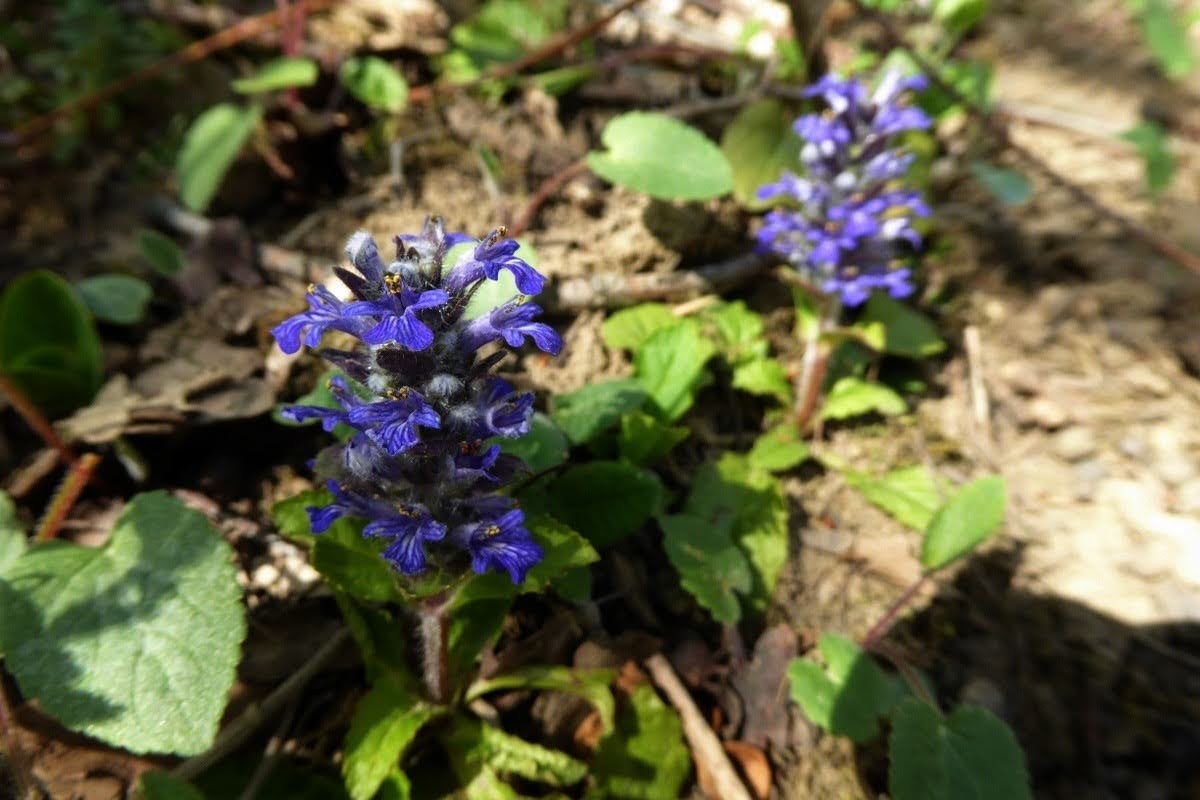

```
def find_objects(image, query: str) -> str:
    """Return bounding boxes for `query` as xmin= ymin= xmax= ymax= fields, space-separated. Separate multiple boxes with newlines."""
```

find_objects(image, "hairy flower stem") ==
xmin=793 ymin=299 xmax=840 ymax=431
xmin=418 ymin=593 xmax=451 ymax=705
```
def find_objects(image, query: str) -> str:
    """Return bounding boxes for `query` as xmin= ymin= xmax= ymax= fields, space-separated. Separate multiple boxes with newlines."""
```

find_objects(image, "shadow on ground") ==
xmin=884 ymin=547 xmax=1200 ymax=799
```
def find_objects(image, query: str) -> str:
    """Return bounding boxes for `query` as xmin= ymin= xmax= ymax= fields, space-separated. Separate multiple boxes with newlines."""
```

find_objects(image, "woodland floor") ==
xmin=2 ymin=0 xmax=1200 ymax=798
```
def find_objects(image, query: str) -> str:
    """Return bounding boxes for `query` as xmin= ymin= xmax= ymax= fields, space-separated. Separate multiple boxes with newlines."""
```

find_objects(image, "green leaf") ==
xmin=75 ymin=274 xmax=153 ymax=325
xmin=702 ymin=301 xmax=768 ymax=364
xmin=341 ymin=56 xmax=408 ymax=112
xmin=445 ymin=714 xmax=588 ymax=789
xmin=549 ymin=462 xmax=663 ymax=547
xmin=335 ymin=594 xmax=420 ymax=694
xmin=601 ymin=303 xmax=677 ymax=352
xmin=720 ymin=99 xmax=802 ymax=208
xmin=732 ymin=358 xmax=792 ymax=404
xmin=1141 ymin=0 xmax=1197 ymax=78
xmin=787 ymin=633 xmax=899 ymax=743
xmin=660 ymin=513 xmax=752 ymax=624
xmin=467 ymin=665 xmax=616 ymax=733
xmin=932 ymin=0 xmax=990 ymax=35
xmin=1121 ymin=121 xmax=1177 ymax=195
xmin=176 ymin=103 xmax=261 ymax=212
xmin=493 ymin=412 xmax=568 ymax=473
xmin=686 ymin=454 xmax=788 ymax=612
xmin=137 ymin=228 xmax=185 ymax=277
xmin=343 ymin=679 xmax=441 ymax=800
xmin=748 ymin=425 xmax=810 ymax=473
xmin=634 ymin=321 xmax=716 ymax=421
xmin=522 ymin=514 xmax=600 ymax=591
xmin=617 ymin=411 xmax=689 ymax=466
xmin=0 ymin=491 xmax=28 ymax=575
xmin=139 ymin=771 xmax=207 ymax=800
xmin=845 ymin=466 xmax=943 ymax=531
xmin=271 ymin=488 xmax=330 ymax=548
xmin=969 ymin=162 xmax=1032 ymax=206
xmin=920 ymin=476 xmax=1006 ymax=571
xmin=312 ymin=516 xmax=401 ymax=602
xmin=589 ymin=684 xmax=691 ymax=799
xmin=0 ymin=270 xmax=103 ymax=414
xmin=447 ymin=515 xmax=596 ymax=676
xmin=889 ymin=699 xmax=1032 ymax=800
xmin=551 ymin=566 xmax=592 ymax=603
xmin=0 ymin=491 xmax=245 ymax=755
xmin=551 ymin=379 xmax=648 ymax=445
xmin=820 ymin=377 xmax=907 ymax=421
xmin=232 ymin=56 xmax=319 ymax=93
xmin=447 ymin=592 xmax=512 ymax=680
xmin=587 ymin=112 xmax=734 ymax=201
xmin=862 ymin=294 xmax=946 ymax=359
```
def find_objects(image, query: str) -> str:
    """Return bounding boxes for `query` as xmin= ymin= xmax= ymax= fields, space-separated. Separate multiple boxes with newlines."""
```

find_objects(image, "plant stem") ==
xmin=793 ymin=297 xmax=840 ymax=431
xmin=418 ymin=593 xmax=451 ymax=705
xmin=861 ymin=574 xmax=930 ymax=651
xmin=0 ymin=372 xmax=77 ymax=467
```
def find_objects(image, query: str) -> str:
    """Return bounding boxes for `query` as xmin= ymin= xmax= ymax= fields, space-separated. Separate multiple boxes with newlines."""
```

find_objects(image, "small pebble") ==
xmin=1118 ymin=434 xmax=1149 ymax=461
xmin=251 ymin=563 xmax=280 ymax=588
xmin=1054 ymin=427 xmax=1097 ymax=461
xmin=1073 ymin=459 xmax=1108 ymax=500
xmin=1028 ymin=397 xmax=1069 ymax=429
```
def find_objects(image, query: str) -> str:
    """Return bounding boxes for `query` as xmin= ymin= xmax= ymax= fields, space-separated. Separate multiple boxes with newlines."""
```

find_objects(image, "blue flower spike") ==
xmin=756 ymin=71 xmax=931 ymax=307
xmin=275 ymin=219 xmax=558 ymax=584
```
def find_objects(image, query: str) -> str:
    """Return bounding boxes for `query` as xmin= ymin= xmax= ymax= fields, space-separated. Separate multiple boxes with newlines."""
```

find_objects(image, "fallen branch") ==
xmin=147 ymin=197 xmax=774 ymax=311
xmin=171 ymin=627 xmax=350 ymax=783
xmin=644 ymin=653 xmax=753 ymax=800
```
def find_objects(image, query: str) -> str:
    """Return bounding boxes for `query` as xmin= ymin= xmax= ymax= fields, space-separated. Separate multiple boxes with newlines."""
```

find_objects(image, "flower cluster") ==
xmin=273 ymin=220 xmax=562 ymax=585
xmin=756 ymin=72 xmax=932 ymax=307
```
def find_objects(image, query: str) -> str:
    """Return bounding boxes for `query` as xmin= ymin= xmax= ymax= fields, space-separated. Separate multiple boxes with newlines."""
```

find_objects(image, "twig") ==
xmin=236 ymin=699 xmax=298 ymax=800
xmin=0 ymin=373 xmax=77 ymax=467
xmin=546 ymin=252 xmax=773 ymax=310
xmin=7 ymin=0 xmax=335 ymax=145
xmin=34 ymin=453 xmax=101 ymax=542
xmin=860 ymin=574 xmax=930 ymax=651
xmin=963 ymin=325 xmax=991 ymax=439
xmin=856 ymin=2 xmax=1200 ymax=278
xmin=406 ymin=0 xmax=650 ymax=106
xmin=644 ymin=653 xmax=753 ymax=800
xmin=508 ymin=159 xmax=588 ymax=237
xmin=148 ymin=195 xmax=775 ymax=310
xmin=171 ymin=627 xmax=351 ymax=783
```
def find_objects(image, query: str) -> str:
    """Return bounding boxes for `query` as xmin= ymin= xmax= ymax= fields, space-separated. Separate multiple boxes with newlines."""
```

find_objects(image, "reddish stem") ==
xmin=0 ymin=372 xmax=76 ymax=467
xmin=35 ymin=453 xmax=101 ymax=542
xmin=509 ymin=159 xmax=588 ymax=236
xmin=860 ymin=574 xmax=930 ymax=651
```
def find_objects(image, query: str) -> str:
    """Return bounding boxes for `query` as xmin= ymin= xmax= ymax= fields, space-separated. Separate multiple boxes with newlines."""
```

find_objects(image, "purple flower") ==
xmin=275 ymin=220 xmax=558 ymax=584
xmin=347 ymin=390 xmax=441 ymax=455
xmin=477 ymin=378 xmax=534 ymax=439
xmin=755 ymin=70 xmax=931 ymax=307
xmin=364 ymin=507 xmax=447 ymax=575
xmin=271 ymin=285 xmax=367 ymax=354
xmin=345 ymin=283 xmax=450 ymax=351
xmin=454 ymin=505 xmax=543 ymax=585
xmin=462 ymin=301 xmax=563 ymax=354
xmin=444 ymin=232 xmax=545 ymax=296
